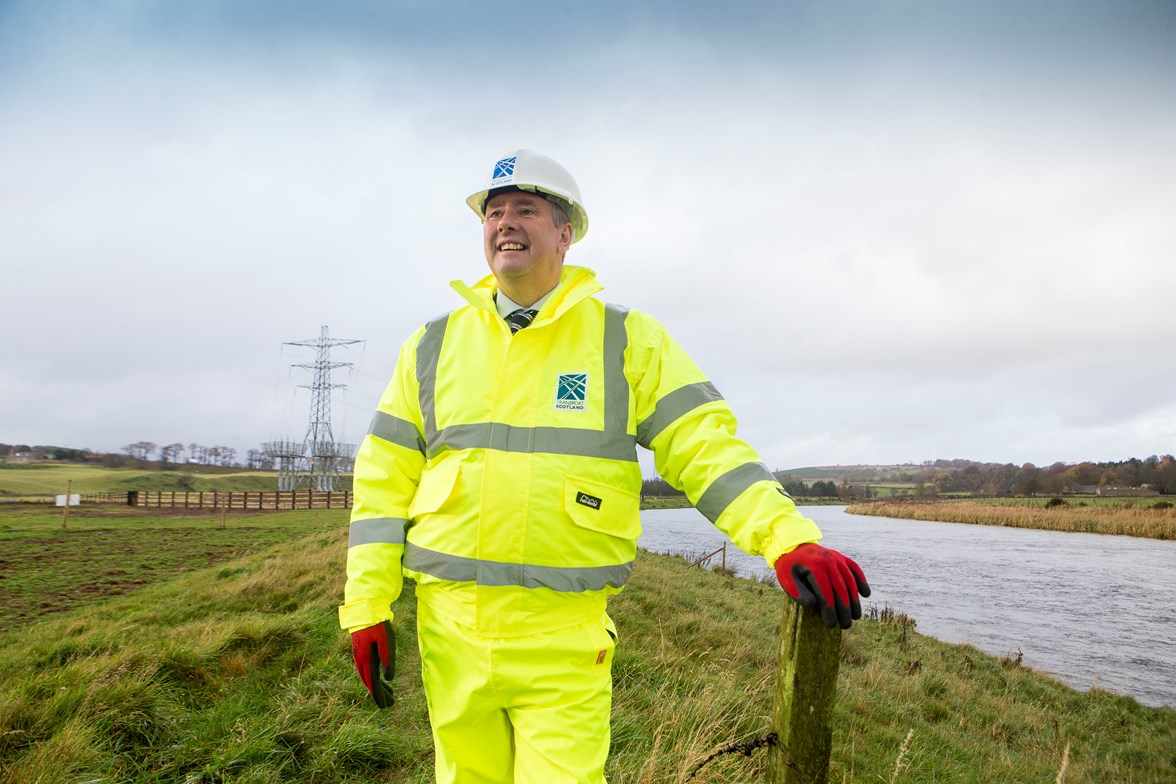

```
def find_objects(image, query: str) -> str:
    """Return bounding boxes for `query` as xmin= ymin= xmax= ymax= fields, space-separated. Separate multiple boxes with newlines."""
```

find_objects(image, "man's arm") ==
xmin=339 ymin=329 xmax=427 ymax=703
xmin=627 ymin=312 xmax=869 ymax=627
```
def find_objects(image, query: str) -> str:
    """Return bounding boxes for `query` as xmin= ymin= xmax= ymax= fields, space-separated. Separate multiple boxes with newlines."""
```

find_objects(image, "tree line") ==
xmin=119 ymin=442 xmax=277 ymax=470
xmin=639 ymin=455 xmax=1176 ymax=500
xmin=0 ymin=442 xmax=274 ymax=471
xmin=890 ymin=455 xmax=1176 ymax=496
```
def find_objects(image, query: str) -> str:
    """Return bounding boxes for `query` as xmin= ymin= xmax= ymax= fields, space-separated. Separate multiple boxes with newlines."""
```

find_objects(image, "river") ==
xmin=638 ymin=505 xmax=1176 ymax=709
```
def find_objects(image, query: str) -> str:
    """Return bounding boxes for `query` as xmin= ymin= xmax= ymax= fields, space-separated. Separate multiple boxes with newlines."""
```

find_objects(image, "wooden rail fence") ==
xmin=83 ymin=490 xmax=353 ymax=510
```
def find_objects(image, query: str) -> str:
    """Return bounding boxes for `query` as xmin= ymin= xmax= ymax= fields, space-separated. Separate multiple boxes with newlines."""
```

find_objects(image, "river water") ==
xmin=638 ymin=505 xmax=1176 ymax=709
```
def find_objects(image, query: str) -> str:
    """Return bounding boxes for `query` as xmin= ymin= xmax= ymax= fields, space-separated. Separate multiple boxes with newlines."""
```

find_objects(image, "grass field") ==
xmin=847 ymin=498 xmax=1176 ymax=539
xmin=0 ymin=464 xmax=301 ymax=496
xmin=0 ymin=506 xmax=339 ymax=625
xmin=1 ymin=507 xmax=1174 ymax=782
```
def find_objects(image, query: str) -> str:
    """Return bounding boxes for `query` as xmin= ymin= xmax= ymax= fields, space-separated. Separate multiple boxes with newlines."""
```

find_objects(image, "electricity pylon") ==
xmin=264 ymin=325 xmax=361 ymax=492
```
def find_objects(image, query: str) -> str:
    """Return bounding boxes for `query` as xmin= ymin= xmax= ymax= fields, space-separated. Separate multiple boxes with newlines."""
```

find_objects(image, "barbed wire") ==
xmin=684 ymin=731 xmax=815 ymax=783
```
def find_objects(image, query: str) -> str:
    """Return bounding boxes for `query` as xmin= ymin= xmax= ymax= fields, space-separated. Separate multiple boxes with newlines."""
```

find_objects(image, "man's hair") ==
xmin=546 ymin=196 xmax=571 ymax=230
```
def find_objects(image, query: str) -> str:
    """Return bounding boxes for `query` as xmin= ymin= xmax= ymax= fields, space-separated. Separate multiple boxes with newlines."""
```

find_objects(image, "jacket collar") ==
xmin=450 ymin=266 xmax=604 ymax=326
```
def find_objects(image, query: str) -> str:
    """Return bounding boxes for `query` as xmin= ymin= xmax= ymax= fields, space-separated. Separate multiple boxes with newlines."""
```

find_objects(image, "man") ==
xmin=339 ymin=149 xmax=870 ymax=783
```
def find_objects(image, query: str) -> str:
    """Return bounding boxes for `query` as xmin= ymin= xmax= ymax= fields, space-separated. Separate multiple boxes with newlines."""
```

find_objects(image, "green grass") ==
xmin=641 ymin=496 xmax=694 ymax=510
xmin=864 ymin=483 xmax=919 ymax=498
xmin=0 ymin=464 xmax=307 ymax=496
xmin=1 ymin=508 xmax=1173 ymax=782
xmin=0 ymin=507 xmax=340 ymax=625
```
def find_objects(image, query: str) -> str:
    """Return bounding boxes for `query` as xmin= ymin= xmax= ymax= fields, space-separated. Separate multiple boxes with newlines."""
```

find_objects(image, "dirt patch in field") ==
xmin=0 ymin=517 xmax=333 ymax=625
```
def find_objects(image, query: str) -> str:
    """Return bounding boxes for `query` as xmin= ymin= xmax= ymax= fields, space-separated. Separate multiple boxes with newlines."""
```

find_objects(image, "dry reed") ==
xmin=846 ymin=500 xmax=1176 ymax=539
xmin=888 ymin=729 xmax=914 ymax=784
xmin=1055 ymin=742 xmax=1071 ymax=784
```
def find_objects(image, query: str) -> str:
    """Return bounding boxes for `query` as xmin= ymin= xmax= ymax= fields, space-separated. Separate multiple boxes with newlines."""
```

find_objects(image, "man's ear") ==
xmin=557 ymin=221 xmax=574 ymax=253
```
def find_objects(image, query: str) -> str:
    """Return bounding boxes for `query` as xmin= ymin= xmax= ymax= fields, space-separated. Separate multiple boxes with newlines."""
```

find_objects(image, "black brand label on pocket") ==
xmin=576 ymin=492 xmax=603 ymax=510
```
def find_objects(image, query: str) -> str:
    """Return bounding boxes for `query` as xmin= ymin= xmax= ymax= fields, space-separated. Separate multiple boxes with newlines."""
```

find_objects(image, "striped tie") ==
xmin=506 ymin=308 xmax=539 ymax=334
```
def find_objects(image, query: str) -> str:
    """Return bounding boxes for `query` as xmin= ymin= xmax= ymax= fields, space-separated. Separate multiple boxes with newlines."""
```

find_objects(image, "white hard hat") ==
xmin=467 ymin=149 xmax=589 ymax=243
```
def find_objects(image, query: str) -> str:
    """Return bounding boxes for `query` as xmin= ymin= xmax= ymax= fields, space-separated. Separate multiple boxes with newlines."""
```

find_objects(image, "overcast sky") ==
xmin=2 ymin=0 xmax=1174 ymax=472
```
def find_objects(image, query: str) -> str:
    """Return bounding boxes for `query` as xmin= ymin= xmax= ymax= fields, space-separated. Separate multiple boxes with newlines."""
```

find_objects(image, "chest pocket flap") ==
xmin=563 ymin=474 xmax=642 ymax=540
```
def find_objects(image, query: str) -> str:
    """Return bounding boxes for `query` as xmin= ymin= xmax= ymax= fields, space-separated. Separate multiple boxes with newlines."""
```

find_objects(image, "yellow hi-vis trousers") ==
xmin=416 ymin=595 xmax=617 ymax=783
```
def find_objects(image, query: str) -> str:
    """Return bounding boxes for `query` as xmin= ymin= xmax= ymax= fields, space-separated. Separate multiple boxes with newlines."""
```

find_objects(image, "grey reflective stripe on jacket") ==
xmin=694 ymin=461 xmax=777 ymax=524
xmin=415 ymin=303 xmax=638 ymax=462
xmin=636 ymin=380 xmax=724 ymax=448
xmin=403 ymin=543 xmax=634 ymax=592
xmin=368 ymin=411 xmax=426 ymax=455
xmin=348 ymin=517 xmax=410 ymax=547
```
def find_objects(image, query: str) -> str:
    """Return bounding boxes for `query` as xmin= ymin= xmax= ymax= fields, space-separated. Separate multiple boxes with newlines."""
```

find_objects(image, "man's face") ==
xmin=483 ymin=190 xmax=574 ymax=293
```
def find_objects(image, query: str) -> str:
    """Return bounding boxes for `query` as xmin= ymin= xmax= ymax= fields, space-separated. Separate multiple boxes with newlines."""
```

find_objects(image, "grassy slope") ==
xmin=1 ymin=513 xmax=1173 ymax=783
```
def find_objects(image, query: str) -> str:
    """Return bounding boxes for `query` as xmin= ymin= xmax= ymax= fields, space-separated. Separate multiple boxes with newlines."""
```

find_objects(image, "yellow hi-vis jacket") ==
xmin=338 ymin=266 xmax=823 ymax=637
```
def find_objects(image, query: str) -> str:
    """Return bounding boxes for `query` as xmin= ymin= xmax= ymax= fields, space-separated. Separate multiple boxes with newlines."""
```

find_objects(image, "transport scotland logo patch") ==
xmin=493 ymin=156 xmax=516 ymax=181
xmin=555 ymin=373 xmax=588 ymax=411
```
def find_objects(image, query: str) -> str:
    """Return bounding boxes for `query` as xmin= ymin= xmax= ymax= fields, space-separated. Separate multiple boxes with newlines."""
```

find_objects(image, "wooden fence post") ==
xmin=771 ymin=598 xmax=841 ymax=784
xmin=61 ymin=480 xmax=72 ymax=529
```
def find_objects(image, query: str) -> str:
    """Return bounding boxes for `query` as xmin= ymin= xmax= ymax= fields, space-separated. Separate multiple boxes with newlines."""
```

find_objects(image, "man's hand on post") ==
xmin=774 ymin=544 xmax=871 ymax=630
xmin=351 ymin=620 xmax=396 ymax=708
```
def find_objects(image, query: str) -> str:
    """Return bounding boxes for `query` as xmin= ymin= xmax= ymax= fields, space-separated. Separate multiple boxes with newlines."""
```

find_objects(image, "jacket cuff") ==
xmin=760 ymin=523 xmax=823 ymax=568
xmin=338 ymin=599 xmax=394 ymax=632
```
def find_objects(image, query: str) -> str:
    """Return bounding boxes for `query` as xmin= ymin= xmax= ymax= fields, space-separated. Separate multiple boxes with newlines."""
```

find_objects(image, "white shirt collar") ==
xmin=495 ymin=286 xmax=557 ymax=320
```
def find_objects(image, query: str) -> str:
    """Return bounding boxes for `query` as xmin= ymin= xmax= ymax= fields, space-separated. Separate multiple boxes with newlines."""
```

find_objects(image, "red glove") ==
xmin=351 ymin=620 xmax=396 ymax=708
xmin=775 ymin=544 xmax=871 ymax=629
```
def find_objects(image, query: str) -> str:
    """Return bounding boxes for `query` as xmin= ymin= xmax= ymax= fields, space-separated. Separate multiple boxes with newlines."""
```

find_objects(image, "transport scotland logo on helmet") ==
xmin=555 ymin=373 xmax=587 ymax=411
xmin=492 ymin=156 xmax=516 ymax=181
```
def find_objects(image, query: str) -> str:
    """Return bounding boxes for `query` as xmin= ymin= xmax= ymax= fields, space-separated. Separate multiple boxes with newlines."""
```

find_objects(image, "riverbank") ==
xmin=1 ymin=509 xmax=1173 ymax=782
xmin=846 ymin=498 xmax=1176 ymax=540
xmin=641 ymin=495 xmax=846 ymax=510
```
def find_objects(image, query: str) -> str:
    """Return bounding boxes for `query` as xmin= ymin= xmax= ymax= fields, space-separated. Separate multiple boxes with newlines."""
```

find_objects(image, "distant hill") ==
xmin=775 ymin=465 xmax=926 ymax=483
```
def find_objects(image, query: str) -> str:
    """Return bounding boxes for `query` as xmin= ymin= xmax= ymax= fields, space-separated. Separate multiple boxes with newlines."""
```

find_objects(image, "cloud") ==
xmin=2 ymin=0 xmax=1173 ymax=468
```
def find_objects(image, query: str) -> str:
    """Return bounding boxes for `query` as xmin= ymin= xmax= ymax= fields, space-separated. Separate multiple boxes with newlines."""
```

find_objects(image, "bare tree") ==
xmin=122 ymin=441 xmax=158 ymax=462
xmin=160 ymin=442 xmax=185 ymax=468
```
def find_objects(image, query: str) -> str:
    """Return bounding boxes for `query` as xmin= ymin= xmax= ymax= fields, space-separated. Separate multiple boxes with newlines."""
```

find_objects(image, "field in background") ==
xmin=0 ymin=464 xmax=290 ymax=496
xmin=0 ymin=463 xmax=356 ymax=497
xmin=1 ymin=506 xmax=1173 ymax=782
